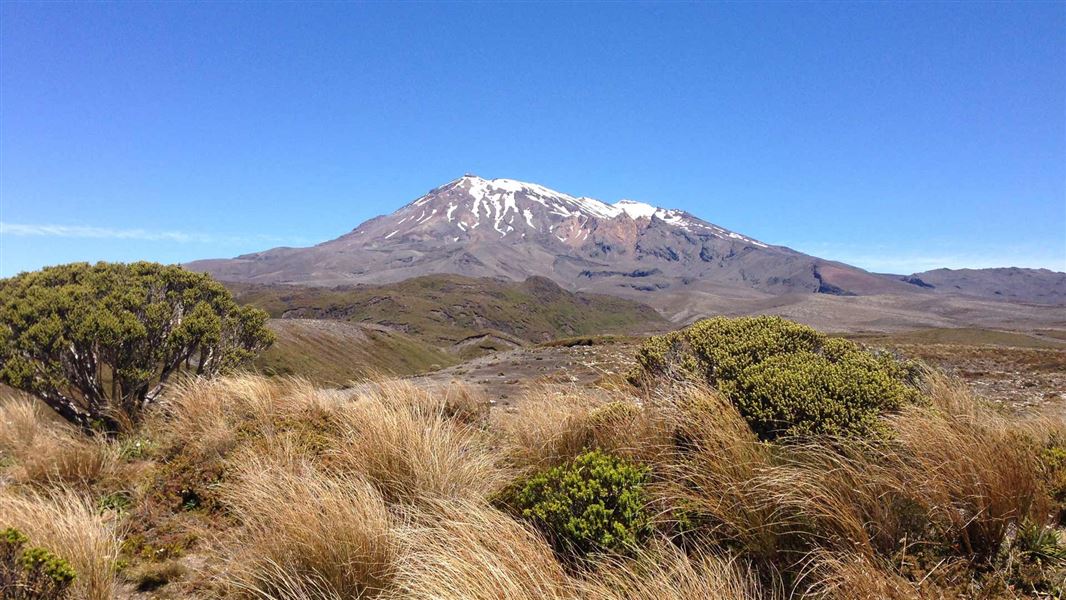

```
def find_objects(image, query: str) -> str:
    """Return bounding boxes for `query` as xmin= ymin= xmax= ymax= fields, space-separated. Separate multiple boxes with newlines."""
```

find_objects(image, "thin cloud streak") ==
xmin=0 ymin=222 xmax=308 ymax=246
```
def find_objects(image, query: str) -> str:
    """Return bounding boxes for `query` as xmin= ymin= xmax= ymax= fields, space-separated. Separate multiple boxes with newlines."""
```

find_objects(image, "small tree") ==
xmin=0 ymin=262 xmax=274 ymax=433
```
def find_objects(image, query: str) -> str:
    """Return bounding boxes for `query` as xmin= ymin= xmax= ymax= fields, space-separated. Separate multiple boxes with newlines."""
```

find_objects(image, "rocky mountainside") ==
xmin=189 ymin=174 xmax=914 ymax=298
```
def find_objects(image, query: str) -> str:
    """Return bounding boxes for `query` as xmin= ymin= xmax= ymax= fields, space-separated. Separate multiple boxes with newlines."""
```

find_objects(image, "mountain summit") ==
xmin=189 ymin=175 xmax=1066 ymax=324
xmin=187 ymin=175 xmax=916 ymax=304
xmin=340 ymin=175 xmax=767 ymax=250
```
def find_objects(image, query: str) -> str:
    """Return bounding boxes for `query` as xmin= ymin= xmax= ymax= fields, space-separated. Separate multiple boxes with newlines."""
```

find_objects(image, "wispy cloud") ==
xmin=0 ymin=222 xmax=308 ymax=246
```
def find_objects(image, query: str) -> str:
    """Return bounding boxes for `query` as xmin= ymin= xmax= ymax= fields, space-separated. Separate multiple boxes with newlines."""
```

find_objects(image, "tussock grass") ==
xmin=578 ymin=542 xmax=768 ymax=600
xmin=0 ymin=487 xmax=121 ymax=600
xmin=0 ymin=393 xmax=123 ymax=491
xmin=496 ymin=385 xmax=669 ymax=472
xmin=214 ymin=449 xmax=395 ymax=599
xmin=799 ymin=552 xmax=922 ymax=600
xmin=0 ymin=364 xmax=1062 ymax=598
xmin=327 ymin=379 xmax=502 ymax=504
xmin=386 ymin=499 xmax=572 ymax=600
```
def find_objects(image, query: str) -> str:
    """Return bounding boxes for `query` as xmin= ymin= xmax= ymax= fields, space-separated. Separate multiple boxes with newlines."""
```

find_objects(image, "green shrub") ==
xmin=633 ymin=316 xmax=823 ymax=383
xmin=731 ymin=350 xmax=919 ymax=440
xmin=0 ymin=528 xmax=77 ymax=599
xmin=503 ymin=449 xmax=651 ymax=560
xmin=632 ymin=316 xmax=922 ymax=441
xmin=0 ymin=261 xmax=274 ymax=434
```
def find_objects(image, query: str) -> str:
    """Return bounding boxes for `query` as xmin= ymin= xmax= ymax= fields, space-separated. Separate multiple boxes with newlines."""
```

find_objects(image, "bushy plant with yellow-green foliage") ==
xmin=500 ymin=449 xmax=652 ymax=561
xmin=1 ymin=527 xmax=77 ymax=599
xmin=631 ymin=316 xmax=923 ymax=440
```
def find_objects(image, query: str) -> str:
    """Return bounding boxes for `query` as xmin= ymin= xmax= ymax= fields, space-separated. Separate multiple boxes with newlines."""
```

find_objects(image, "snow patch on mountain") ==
xmin=614 ymin=199 xmax=659 ymax=219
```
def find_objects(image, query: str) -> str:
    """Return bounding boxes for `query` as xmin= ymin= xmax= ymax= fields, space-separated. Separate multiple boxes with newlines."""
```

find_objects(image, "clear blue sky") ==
xmin=2 ymin=2 xmax=1064 ymax=276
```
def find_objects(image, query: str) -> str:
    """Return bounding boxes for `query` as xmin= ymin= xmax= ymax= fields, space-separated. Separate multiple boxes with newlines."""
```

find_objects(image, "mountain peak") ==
xmin=382 ymin=175 xmax=772 ymax=248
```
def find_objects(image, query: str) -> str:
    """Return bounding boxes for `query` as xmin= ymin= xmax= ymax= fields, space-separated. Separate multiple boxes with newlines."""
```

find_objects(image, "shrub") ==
xmin=632 ymin=316 xmax=922 ymax=440
xmin=633 ymin=316 xmax=823 ymax=383
xmin=1 ymin=528 xmax=77 ymax=599
xmin=730 ymin=350 xmax=918 ymax=439
xmin=503 ymin=449 xmax=651 ymax=560
xmin=0 ymin=262 xmax=274 ymax=434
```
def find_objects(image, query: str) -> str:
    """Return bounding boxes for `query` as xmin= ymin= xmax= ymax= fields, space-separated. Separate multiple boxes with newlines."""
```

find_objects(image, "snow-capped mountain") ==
xmin=341 ymin=175 xmax=767 ymax=250
xmin=187 ymin=174 xmax=920 ymax=308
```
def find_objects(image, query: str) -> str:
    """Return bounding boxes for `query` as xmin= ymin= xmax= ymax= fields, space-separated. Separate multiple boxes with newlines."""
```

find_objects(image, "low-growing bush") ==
xmin=631 ymin=316 xmax=922 ymax=440
xmin=730 ymin=350 xmax=917 ymax=439
xmin=633 ymin=316 xmax=823 ymax=383
xmin=1 ymin=527 xmax=77 ymax=599
xmin=501 ymin=449 xmax=651 ymax=560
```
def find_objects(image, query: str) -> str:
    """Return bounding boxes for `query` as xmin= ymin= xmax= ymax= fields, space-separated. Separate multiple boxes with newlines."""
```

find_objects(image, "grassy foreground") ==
xmin=0 ymin=370 xmax=1064 ymax=598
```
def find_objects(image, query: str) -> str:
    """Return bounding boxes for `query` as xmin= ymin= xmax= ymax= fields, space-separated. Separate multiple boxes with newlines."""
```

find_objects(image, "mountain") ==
xmin=188 ymin=175 xmax=1065 ymax=328
xmin=899 ymin=268 xmax=1066 ymax=305
xmin=189 ymin=174 xmax=914 ymax=298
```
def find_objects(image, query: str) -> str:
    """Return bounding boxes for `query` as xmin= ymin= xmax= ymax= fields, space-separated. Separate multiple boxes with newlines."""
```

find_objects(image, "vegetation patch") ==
xmin=1 ymin=527 xmax=77 ymax=599
xmin=231 ymin=274 xmax=666 ymax=355
xmin=632 ymin=315 xmax=923 ymax=440
xmin=500 ymin=449 xmax=651 ymax=561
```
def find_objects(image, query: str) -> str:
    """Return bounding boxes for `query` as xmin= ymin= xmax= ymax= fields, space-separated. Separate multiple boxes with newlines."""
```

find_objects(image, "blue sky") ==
xmin=1 ymin=2 xmax=1063 ymax=276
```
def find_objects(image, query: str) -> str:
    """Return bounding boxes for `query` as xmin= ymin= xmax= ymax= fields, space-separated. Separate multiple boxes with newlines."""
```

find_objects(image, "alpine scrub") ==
xmin=632 ymin=316 xmax=923 ymax=440
xmin=0 ymin=262 xmax=274 ymax=434
xmin=1 ymin=527 xmax=77 ymax=599
xmin=504 ymin=449 xmax=651 ymax=560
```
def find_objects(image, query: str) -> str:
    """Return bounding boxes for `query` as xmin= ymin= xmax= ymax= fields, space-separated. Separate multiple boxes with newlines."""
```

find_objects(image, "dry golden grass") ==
xmin=153 ymin=374 xmax=336 ymax=460
xmin=1 ymin=367 xmax=1061 ymax=599
xmin=0 ymin=393 xmax=123 ymax=491
xmin=386 ymin=499 xmax=573 ymax=600
xmin=0 ymin=487 xmax=121 ymax=600
xmin=577 ymin=542 xmax=768 ymax=600
xmin=326 ymin=380 xmax=504 ymax=504
xmin=215 ymin=448 xmax=395 ymax=599
xmin=800 ymin=552 xmax=923 ymax=600
xmin=0 ymin=393 xmax=48 ymax=454
xmin=652 ymin=386 xmax=793 ymax=565
xmin=495 ymin=385 xmax=670 ymax=472
xmin=885 ymin=376 xmax=1048 ymax=562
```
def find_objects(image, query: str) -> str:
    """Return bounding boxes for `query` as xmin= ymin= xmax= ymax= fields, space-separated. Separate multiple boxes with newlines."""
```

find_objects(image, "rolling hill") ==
xmin=232 ymin=274 xmax=668 ymax=359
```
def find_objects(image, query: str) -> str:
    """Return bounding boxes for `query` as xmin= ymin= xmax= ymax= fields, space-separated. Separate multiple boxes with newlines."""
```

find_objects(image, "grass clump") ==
xmin=632 ymin=316 xmax=922 ymax=440
xmin=501 ymin=449 xmax=651 ymax=561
